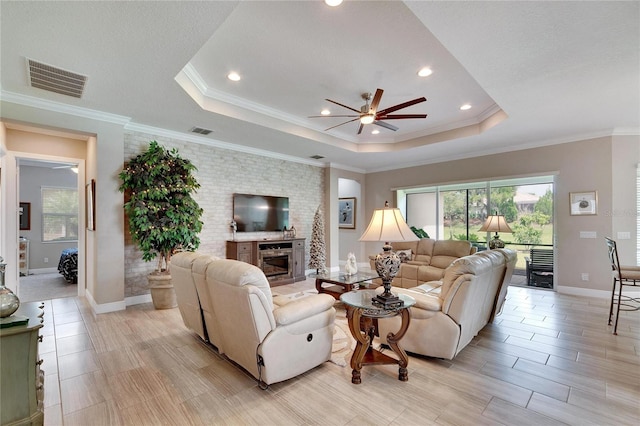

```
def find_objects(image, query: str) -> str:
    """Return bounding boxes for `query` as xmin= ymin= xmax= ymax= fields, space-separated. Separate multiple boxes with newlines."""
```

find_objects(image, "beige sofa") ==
xmin=369 ymin=239 xmax=476 ymax=288
xmin=171 ymin=252 xmax=336 ymax=386
xmin=376 ymin=248 xmax=517 ymax=360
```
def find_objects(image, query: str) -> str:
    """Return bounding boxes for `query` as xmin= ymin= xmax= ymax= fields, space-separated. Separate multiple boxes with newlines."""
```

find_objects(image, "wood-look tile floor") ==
xmin=38 ymin=279 xmax=639 ymax=425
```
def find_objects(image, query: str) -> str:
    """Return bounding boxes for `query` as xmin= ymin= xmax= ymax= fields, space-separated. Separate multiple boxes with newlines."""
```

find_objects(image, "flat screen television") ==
xmin=233 ymin=193 xmax=289 ymax=232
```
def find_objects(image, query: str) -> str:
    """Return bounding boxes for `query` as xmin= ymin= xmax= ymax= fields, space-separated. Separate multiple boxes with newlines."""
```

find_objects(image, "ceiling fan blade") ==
xmin=377 ymin=97 xmax=427 ymax=116
xmin=378 ymin=114 xmax=428 ymax=120
xmin=325 ymin=99 xmax=361 ymax=113
xmin=369 ymin=88 xmax=383 ymax=114
xmin=324 ymin=117 xmax=360 ymax=131
xmin=357 ymin=123 xmax=364 ymax=135
xmin=373 ymin=120 xmax=399 ymax=131
xmin=308 ymin=115 xmax=360 ymax=118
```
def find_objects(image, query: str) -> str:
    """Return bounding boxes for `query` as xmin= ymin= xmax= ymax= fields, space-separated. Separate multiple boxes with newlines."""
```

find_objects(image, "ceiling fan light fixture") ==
xmin=418 ymin=67 xmax=433 ymax=77
xmin=321 ymin=109 xmax=331 ymax=115
xmin=360 ymin=114 xmax=375 ymax=125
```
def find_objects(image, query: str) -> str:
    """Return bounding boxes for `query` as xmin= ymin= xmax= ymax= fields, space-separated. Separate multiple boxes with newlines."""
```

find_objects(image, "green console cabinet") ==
xmin=0 ymin=302 xmax=45 ymax=426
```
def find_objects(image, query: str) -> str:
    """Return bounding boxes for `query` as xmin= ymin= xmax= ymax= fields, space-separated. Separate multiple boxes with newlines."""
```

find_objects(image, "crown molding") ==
xmin=125 ymin=122 xmax=326 ymax=168
xmin=367 ymin=128 xmax=633 ymax=173
xmin=0 ymin=90 xmax=131 ymax=125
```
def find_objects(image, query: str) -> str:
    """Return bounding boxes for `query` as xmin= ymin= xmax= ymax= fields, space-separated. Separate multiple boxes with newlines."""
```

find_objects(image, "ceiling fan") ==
xmin=309 ymin=88 xmax=427 ymax=134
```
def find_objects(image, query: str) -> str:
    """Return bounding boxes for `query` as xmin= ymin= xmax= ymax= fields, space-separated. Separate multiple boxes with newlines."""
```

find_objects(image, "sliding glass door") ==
xmin=401 ymin=176 xmax=555 ymax=285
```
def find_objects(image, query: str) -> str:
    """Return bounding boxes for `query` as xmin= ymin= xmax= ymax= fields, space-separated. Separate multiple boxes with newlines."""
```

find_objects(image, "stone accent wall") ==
xmin=123 ymin=132 xmax=325 ymax=297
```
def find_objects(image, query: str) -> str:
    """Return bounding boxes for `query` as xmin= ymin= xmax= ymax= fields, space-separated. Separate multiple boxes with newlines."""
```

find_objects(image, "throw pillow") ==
xmin=395 ymin=249 xmax=413 ymax=263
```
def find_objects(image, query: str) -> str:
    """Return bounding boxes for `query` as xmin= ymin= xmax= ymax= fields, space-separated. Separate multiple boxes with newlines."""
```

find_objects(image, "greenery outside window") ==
xmin=399 ymin=175 xmax=555 ymax=251
xmin=42 ymin=187 xmax=78 ymax=242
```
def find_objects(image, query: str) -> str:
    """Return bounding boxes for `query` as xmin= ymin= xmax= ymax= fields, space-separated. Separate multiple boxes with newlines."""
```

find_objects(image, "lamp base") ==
xmin=372 ymin=247 xmax=404 ymax=309
xmin=489 ymin=233 xmax=505 ymax=249
xmin=372 ymin=282 xmax=404 ymax=309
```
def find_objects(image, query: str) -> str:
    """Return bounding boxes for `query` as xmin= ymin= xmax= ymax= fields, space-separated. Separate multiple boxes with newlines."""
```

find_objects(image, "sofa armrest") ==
xmin=273 ymin=294 xmax=335 ymax=325
xmin=375 ymin=286 xmax=442 ymax=311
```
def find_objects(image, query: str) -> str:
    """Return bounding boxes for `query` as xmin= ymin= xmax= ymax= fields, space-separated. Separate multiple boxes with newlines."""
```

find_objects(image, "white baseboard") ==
xmin=556 ymin=285 xmax=608 ymax=299
xmin=85 ymin=290 xmax=127 ymax=314
xmin=125 ymin=293 xmax=152 ymax=306
xmin=553 ymin=285 xmax=640 ymax=299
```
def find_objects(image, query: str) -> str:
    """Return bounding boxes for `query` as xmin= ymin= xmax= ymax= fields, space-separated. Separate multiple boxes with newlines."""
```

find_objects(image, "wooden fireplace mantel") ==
xmin=226 ymin=238 xmax=306 ymax=286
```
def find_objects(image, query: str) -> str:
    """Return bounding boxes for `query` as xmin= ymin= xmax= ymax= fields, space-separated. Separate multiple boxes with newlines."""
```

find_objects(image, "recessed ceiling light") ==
xmin=321 ymin=109 xmax=331 ymax=115
xmin=325 ymin=0 xmax=343 ymax=6
xmin=371 ymin=129 xmax=380 ymax=135
xmin=460 ymin=104 xmax=472 ymax=111
xmin=418 ymin=67 xmax=433 ymax=77
xmin=227 ymin=72 xmax=241 ymax=81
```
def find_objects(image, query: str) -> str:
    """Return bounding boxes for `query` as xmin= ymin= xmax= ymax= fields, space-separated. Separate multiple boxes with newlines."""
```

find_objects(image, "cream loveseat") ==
xmin=369 ymin=239 xmax=476 ymax=288
xmin=171 ymin=252 xmax=336 ymax=386
xmin=376 ymin=248 xmax=517 ymax=360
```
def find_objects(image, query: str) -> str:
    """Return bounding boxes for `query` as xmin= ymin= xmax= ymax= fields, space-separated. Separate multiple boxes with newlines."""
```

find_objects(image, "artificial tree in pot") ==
xmin=119 ymin=140 xmax=203 ymax=309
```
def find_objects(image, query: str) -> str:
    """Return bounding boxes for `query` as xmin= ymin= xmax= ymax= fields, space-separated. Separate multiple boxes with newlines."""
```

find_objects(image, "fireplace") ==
xmin=258 ymin=248 xmax=293 ymax=281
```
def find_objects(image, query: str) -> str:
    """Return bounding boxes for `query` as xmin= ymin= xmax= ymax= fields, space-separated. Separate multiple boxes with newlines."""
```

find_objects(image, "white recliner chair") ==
xmin=377 ymin=248 xmax=517 ymax=360
xmin=204 ymin=259 xmax=336 ymax=386
xmin=170 ymin=251 xmax=209 ymax=341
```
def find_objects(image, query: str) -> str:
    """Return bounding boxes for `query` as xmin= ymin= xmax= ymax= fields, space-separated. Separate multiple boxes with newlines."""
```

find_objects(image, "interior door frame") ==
xmin=11 ymin=152 xmax=86 ymax=297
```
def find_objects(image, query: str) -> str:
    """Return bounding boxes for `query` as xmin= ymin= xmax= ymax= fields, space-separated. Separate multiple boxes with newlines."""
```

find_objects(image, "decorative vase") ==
xmin=148 ymin=273 xmax=177 ymax=309
xmin=0 ymin=256 xmax=20 ymax=318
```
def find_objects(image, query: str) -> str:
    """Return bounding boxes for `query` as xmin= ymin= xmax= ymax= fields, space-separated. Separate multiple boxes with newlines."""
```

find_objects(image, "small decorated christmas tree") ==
xmin=308 ymin=205 xmax=327 ymax=275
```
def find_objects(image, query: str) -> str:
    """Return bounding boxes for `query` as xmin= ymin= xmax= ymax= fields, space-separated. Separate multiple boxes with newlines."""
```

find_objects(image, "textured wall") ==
xmin=123 ymin=132 xmax=325 ymax=297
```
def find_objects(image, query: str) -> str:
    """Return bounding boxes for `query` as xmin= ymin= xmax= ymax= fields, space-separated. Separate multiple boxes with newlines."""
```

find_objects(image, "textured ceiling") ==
xmin=1 ymin=1 xmax=638 ymax=172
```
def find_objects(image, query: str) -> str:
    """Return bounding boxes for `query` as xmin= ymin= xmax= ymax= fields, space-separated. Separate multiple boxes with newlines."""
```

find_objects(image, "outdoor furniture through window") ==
xmin=525 ymin=248 xmax=553 ymax=288
xmin=605 ymin=237 xmax=640 ymax=335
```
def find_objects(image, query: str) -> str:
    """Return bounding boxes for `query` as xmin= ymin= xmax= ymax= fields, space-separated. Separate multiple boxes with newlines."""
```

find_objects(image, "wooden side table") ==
xmin=340 ymin=290 xmax=415 ymax=384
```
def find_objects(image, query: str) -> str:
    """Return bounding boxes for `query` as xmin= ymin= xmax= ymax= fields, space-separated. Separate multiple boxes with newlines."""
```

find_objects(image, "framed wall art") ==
xmin=86 ymin=179 xmax=96 ymax=230
xmin=19 ymin=202 xmax=31 ymax=230
xmin=569 ymin=191 xmax=597 ymax=216
xmin=338 ymin=197 xmax=356 ymax=229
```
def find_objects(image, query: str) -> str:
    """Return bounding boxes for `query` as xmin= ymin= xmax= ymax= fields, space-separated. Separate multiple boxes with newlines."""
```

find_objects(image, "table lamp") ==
xmin=359 ymin=201 xmax=419 ymax=308
xmin=479 ymin=212 xmax=512 ymax=249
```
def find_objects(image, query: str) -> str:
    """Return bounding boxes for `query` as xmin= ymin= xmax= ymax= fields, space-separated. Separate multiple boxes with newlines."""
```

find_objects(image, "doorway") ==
xmin=17 ymin=158 xmax=81 ymax=301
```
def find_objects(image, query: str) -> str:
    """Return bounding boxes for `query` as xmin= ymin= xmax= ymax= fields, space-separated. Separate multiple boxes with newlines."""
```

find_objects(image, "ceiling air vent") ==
xmin=190 ymin=126 xmax=213 ymax=135
xmin=27 ymin=59 xmax=87 ymax=98
xmin=310 ymin=155 xmax=325 ymax=160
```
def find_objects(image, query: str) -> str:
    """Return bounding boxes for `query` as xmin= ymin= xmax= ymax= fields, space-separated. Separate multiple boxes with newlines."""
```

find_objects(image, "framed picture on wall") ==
xmin=569 ymin=191 xmax=597 ymax=215
xmin=19 ymin=202 xmax=31 ymax=230
xmin=86 ymin=179 xmax=96 ymax=230
xmin=338 ymin=197 xmax=356 ymax=229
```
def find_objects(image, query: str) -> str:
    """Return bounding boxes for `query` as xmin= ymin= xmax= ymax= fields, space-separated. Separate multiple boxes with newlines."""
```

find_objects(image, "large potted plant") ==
xmin=119 ymin=140 xmax=203 ymax=309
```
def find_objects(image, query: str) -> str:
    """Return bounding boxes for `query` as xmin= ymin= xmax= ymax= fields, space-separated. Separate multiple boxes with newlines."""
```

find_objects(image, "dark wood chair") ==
xmin=525 ymin=248 xmax=553 ymax=287
xmin=605 ymin=237 xmax=640 ymax=335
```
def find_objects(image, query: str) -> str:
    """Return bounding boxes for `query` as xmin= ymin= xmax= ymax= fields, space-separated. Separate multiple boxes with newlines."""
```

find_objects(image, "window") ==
xmin=42 ymin=187 xmax=78 ymax=242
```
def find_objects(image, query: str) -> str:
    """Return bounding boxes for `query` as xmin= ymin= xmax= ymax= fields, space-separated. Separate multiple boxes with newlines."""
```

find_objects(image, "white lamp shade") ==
xmin=479 ymin=215 xmax=513 ymax=233
xmin=359 ymin=207 xmax=419 ymax=242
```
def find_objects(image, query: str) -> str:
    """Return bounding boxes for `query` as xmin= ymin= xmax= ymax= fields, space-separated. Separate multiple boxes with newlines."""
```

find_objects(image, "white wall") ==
xmin=123 ymin=132 xmax=325 ymax=297
xmin=338 ymin=178 xmax=362 ymax=264
xmin=364 ymin=135 xmax=640 ymax=297
xmin=1 ymin=102 xmax=125 ymax=312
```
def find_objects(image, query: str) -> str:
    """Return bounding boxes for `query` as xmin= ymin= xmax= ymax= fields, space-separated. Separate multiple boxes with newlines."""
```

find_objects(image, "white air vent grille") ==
xmin=190 ymin=126 xmax=213 ymax=135
xmin=27 ymin=59 xmax=87 ymax=98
